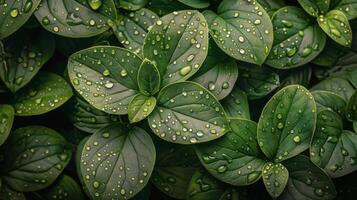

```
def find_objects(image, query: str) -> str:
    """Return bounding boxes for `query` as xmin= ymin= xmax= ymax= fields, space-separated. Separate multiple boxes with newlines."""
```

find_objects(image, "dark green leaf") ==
xmin=177 ymin=0 xmax=209 ymax=9
xmin=0 ymin=126 xmax=72 ymax=192
xmin=347 ymin=90 xmax=357 ymax=122
xmin=317 ymin=10 xmax=352 ymax=47
xmin=298 ymin=0 xmax=330 ymax=17
xmin=196 ymin=119 xmax=266 ymax=186
xmin=333 ymin=0 xmax=357 ymax=20
xmin=262 ymin=162 xmax=289 ymax=198
xmin=75 ymin=136 xmax=92 ymax=198
xmin=12 ymin=72 xmax=73 ymax=116
xmin=148 ymin=81 xmax=228 ymax=144
xmin=221 ymin=87 xmax=250 ymax=120
xmin=265 ymin=6 xmax=326 ymax=69
xmin=143 ymin=10 xmax=209 ymax=87
xmin=80 ymin=124 xmax=156 ymax=199
xmin=257 ymin=85 xmax=317 ymax=162
xmin=279 ymin=66 xmax=312 ymax=88
xmin=119 ymin=0 xmax=148 ymax=10
xmin=146 ymin=0 xmax=189 ymax=16
xmin=204 ymin=0 xmax=273 ymax=65
xmin=281 ymin=155 xmax=337 ymax=200
xmin=68 ymin=46 xmax=142 ymax=115
xmin=137 ymin=59 xmax=160 ymax=95
xmin=128 ymin=94 xmax=156 ymax=123
xmin=0 ymin=30 xmax=55 ymax=92
xmin=257 ymin=0 xmax=285 ymax=16
xmin=0 ymin=104 xmax=14 ymax=146
xmin=311 ymin=77 xmax=355 ymax=101
xmin=34 ymin=0 xmax=117 ymax=37
xmin=312 ymin=39 xmax=349 ymax=67
xmin=312 ymin=90 xmax=347 ymax=116
xmin=0 ymin=183 xmax=26 ymax=200
xmin=0 ymin=0 xmax=41 ymax=39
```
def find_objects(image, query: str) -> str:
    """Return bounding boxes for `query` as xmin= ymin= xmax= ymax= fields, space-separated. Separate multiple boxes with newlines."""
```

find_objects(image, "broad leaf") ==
xmin=0 ymin=0 xmax=41 ymax=39
xmin=280 ymin=66 xmax=312 ymax=88
xmin=177 ymin=0 xmax=210 ymax=9
xmin=146 ymin=0 xmax=189 ymax=16
xmin=64 ymin=96 xmax=121 ymax=134
xmin=0 ymin=30 xmax=55 ymax=92
xmin=0 ymin=183 xmax=25 ymax=200
xmin=266 ymin=6 xmax=326 ymax=69
xmin=80 ymin=124 xmax=156 ymax=199
xmin=196 ymin=119 xmax=266 ymax=186
xmin=298 ymin=0 xmax=331 ymax=16
xmin=334 ymin=0 xmax=357 ymax=20
xmin=203 ymin=0 xmax=273 ymax=65
xmin=119 ymin=0 xmax=148 ymax=10
xmin=68 ymin=46 xmax=142 ymax=115
xmin=137 ymin=59 xmax=160 ymax=95
xmin=311 ymin=110 xmax=357 ymax=177
xmin=221 ymin=87 xmax=250 ymax=119
xmin=311 ymin=77 xmax=355 ymax=101
xmin=317 ymin=10 xmax=352 ymax=47
xmin=12 ymin=72 xmax=73 ymax=116
xmin=257 ymin=0 xmax=285 ymax=16
xmin=257 ymin=85 xmax=317 ymax=162
xmin=34 ymin=0 xmax=117 ymax=37
xmin=128 ymin=94 xmax=156 ymax=123
xmin=0 ymin=104 xmax=14 ymax=146
xmin=143 ymin=10 xmax=209 ymax=87
xmin=347 ymin=90 xmax=357 ymax=122
xmin=148 ymin=81 xmax=228 ymax=144
xmin=236 ymin=63 xmax=280 ymax=100
xmin=312 ymin=39 xmax=349 ymax=67
xmin=262 ymin=162 xmax=289 ymax=198
xmin=112 ymin=8 xmax=158 ymax=55
xmin=0 ymin=126 xmax=72 ymax=192
xmin=312 ymin=90 xmax=347 ymax=116
xmin=281 ymin=155 xmax=337 ymax=200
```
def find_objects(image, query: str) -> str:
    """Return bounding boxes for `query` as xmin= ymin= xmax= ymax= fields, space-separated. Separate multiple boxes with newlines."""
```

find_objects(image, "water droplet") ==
xmin=23 ymin=0 xmax=33 ymax=13
xmin=102 ymin=132 xmax=110 ymax=138
xmin=10 ymin=9 xmax=19 ymax=18
xmin=87 ymin=0 xmax=102 ymax=10
xmin=281 ymin=20 xmax=293 ymax=28
xmin=277 ymin=122 xmax=284 ymax=129
xmin=286 ymin=47 xmax=297 ymax=57
xmin=293 ymin=135 xmax=301 ymax=143
xmin=120 ymin=69 xmax=128 ymax=77
xmin=102 ymin=69 xmax=110 ymax=76
xmin=330 ymin=28 xmax=341 ymax=38
xmin=217 ymin=165 xmax=227 ymax=173
xmin=314 ymin=188 xmax=324 ymax=197
xmin=186 ymin=54 xmax=195 ymax=62
xmin=190 ymin=137 xmax=197 ymax=144
xmin=104 ymin=81 xmax=114 ymax=89
xmin=179 ymin=66 xmax=191 ymax=76
xmin=92 ymin=181 xmax=100 ymax=188
xmin=42 ymin=17 xmax=50 ymax=25
xmin=222 ymin=82 xmax=229 ymax=89
xmin=208 ymin=82 xmax=216 ymax=91
xmin=301 ymin=47 xmax=312 ymax=57
xmin=254 ymin=19 xmax=261 ymax=25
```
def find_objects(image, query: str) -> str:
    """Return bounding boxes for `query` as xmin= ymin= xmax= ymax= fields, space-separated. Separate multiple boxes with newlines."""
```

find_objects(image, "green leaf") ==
xmin=257 ymin=85 xmax=317 ymax=162
xmin=0 ymin=104 xmax=14 ymax=146
xmin=298 ymin=0 xmax=330 ymax=17
xmin=257 ymin=0 xmax=285 ymax=16
xmin=196 ymin=119 xmax=266 ymax=186
xmin=0 ymin=30 xmax=55 ymax=92
xmin=203 ymin=0 xmax=273 ymax=65
xmin=146 ymin=0 xmax=189 ymax=16
xmin=311 ymin=77 xmax=355 ymax=101
xmin=186 ymin=170 xmax=247 ymax=200
xmin=317 ymin=10 xmax=352 ymax=47
xmin=347 ymin=90 xmax=357 ymax=122
xmin=112 ymin=8 xmax=159 ymax=55
xmin=151 ymin=142 xmax=198 ymax=199
xmin=137 ymin=59 xmax=161 ymax=95
xmin=265 ymin=6 xmax=326 ymax=69
xmin=354 ymin=121 xmax=357 ymax=133
xmin=34 ymin=0 xmax=117 ymax=38
xmin=143 ymin=10 xmax=209 ymax=87
xmin=0 ymin=0 xmax=41 ymax=39
xmin=0 ymin=126 xmax=72 ymax=192
xmin=128 ymin=94 xmax=156 ymax=123
xmin=119 ymin=0 xmax=148 ymax=10
xmin=68 ymin=46 xmax=142 ymax=115
xmin=312 ymin=90 xmax=347 ymax=116
xmin=12 ymin=72 xmax=73 ymax=116
xmin=311 ymin=110 xmax=357 ymax=177
xmin=148 ymin=81 xmax=228 ymax=144
xmin=221 ymin=87 xmax=250 ymax=120
xmin=75 ymin=136 xmax=92 ymax=198
xmin=236 ymin=63 xmax=280 ymax=100
xmin=64 ymin=96 xmax=121 ymax=134
xmin=279 ymin=66 xmax=312 ymax=88
xmin=281 ymin=155 xmax=337 ymax=200
xmin=80 ymin=124 xmax=156 ymax=199
xmin=0 ymin=183 xmax=25 ymax=200
xmin=312 ymin=38 xmax=349 ymax=67
xmin=333 ymin=0 xmax=357 ymax=20
xmin=177 ymin=0 xmax=210 ymax=9
xmin=262 ymin=162 xmax=289 ymax=198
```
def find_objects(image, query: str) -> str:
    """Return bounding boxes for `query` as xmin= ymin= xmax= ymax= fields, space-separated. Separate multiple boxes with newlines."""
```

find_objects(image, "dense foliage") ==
xmin=0 ymin=0 xmax=357 ymax=199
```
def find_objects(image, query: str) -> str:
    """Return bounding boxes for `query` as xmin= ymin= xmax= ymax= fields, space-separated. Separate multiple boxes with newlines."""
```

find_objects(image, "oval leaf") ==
xmin=221 ymin=87 xmax=251 ymax=119
xmin=119 ymin=0 xmax=148 ymax=10
xmin=137 ymin=59 xmax=161 ymax=95
xmin=262 ymin=162 xmax=289 ymax=198
xmin=0 ymin=104 xmax=14 ymax=146
xmin=311 ymin=77 xmax=355 ymax=101
xmin=280 ymin=66 xmax=312 ymax=88
xmin=128 ymin=94 xmax=156 ymax=123
xmin=298 ymin=0 xmax=331 ymax=17
xmin=333 ymin=0 xmax=357 ymax=20
xmin=0 ymin=183 xmax=26 ymax=200
xmin=148 ymin=81 xmax=228 ymax=144
xmin=177 ymin=0 xmax=210 ymax=9
xmin=312 ymin=90 xmax=347 ymax=116
xmin=257 ymin=0 xmax=285 ymax=16
xmin=80 ymin=124 xmax=156 ymax=199
xmin=257 ymin=85 xmax=317 ymax=162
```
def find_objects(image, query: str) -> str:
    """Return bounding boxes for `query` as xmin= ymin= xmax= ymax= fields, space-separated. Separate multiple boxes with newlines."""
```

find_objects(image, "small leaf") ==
xmin=257 ymin=85 xmax=317 ymax=162
xmin=137 ymin=59 xmax=161 ymax=95
xmin=177 ymin=0 xmax=210 ymax=9
xmin=298 ymin=0 xmax=331 ymax=17
xmin=0 ymin=183 xmax=26 ymax=200
xmin=257 ymin=0 xmax=285 ymax=16
xmin=0 ymin=126 xmax=72 ymax=192
xmin=262 ymin=162 xmax=289 ymax=198
xmin=281 ymin=155 xmax=337 ymax=200
xmin=80 ymin=124 xmax=155 ymax=199
xmin=311 ymin=77 xmax=355 ymax=101
xmin=143 ymin=10 xmax=209 ymax=87
xmin=221 ymin=87 xmax=250 ymax=119
xmin=68 ymin=46 xmax=142 ymax=115
xmin=347 ymin=90 xmax=357 ymax=122
xmin=312 ymin=90 xmax=347 ymax=116
xmin=265 ymin=6 xmax=326 ymax=69
xmin=148 ymin=81 xmax=228 ymax=144
xmin=204 ymin=0 xmax=273 ymax=65
xmin=195 ymin=119 xmax=266 ymax=186
xmin=237 ymin=63 xmax=280 ymax=100
xmin=119 ymin=0 xmax=148 ymax=10
xmin=34 ymin=0 xmax=117 ymax=37
xmin=317 ymin=10 xmax=352 ymax=47
xmin=0 ymin=0 xmax=41 ymax=39
xmin=12 ymin=72 xmax=72 ymax=116
xmin=128 ymin=94 xmax=156 ymax=123
xmin=0 ymin=104 xmax=14 ymax=146
xmin=333 ymin=0 xmax=357 ymax=20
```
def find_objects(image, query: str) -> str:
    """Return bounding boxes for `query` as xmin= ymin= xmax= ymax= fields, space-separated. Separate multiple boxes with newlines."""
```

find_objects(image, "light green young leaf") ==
xmin=262 ymin=162 xmax=289 ymax=198
xmin=128 ymin=94 xmax=156 ymax=123
xmin=334 ymin=0 xmax=357 ymax=20
xmin=137 ymin=59 xmax=161 ymax=95
xmin=119 ymin=0 xmax=148 ymax=10
xmin=221 ymin=87 xmax=250 ymax=120
xmin=298 ymin=0 xmax=330 ymax=17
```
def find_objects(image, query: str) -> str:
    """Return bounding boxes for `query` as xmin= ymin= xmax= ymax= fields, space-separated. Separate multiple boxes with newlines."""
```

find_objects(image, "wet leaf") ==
xmin=279 ymin=66 xmax=312 ymax=88
xmin=128 ymin=94 xmax=156 ymax=123
xmin=257 ymin=0 xmax=285 ymax=16
xmin=137 ymin=59 xmax=161 ymax=95
xmin=312 ymin=90 xmax=347 ymax=116
xmin=146 ymin=0 xmax=188 ymax=16
xmin=119 ymin=0 xmax=148 ymax=11
xmin=0 ymin=183 xmax=26 ymax=200
xmin=177 ymin=0 xmax=210 ymax=9
xmin=0 ymin=104 xmax=14 ymax=146
xmin=347 ymin=90 xmax=357 ymax=122
xmin=333 ymin=0 xmax=357 ymax=20
xmin=298 ymin=0 xmax=331 ymax=17
xmin=311 ymin=77 xmax=355 ymax=101
xmin=262 ymin=162 xmax=289 ymax=198
xmin=221 ymin=87 xmax=250 ymax=120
